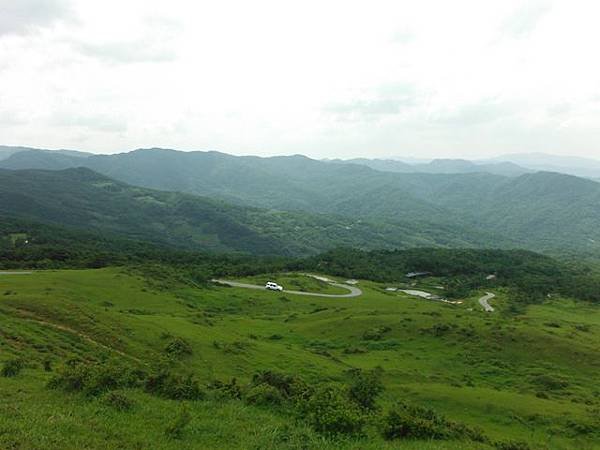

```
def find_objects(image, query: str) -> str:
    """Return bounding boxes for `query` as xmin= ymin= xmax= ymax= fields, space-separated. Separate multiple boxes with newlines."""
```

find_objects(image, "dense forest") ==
xmin=3 ymin=218 xmax=600 ymax=304
xmin=3 ymin=148 xmax=600 ymax=254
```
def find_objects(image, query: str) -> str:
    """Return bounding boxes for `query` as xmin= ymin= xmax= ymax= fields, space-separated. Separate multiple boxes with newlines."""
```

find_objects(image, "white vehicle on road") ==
xmin=265 ymin=281 xmax=284 ymax=291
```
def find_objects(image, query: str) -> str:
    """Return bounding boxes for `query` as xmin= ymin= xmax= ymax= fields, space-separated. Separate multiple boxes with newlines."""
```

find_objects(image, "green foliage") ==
xmin=362 ymin=326 xmax=391 ymax=341
xmin=530 ymin=374 xmax=569 ymax=391
xmin=1 ymin=359 xmax=24 ymax=377
xmin=494 ymin=440 xmax=532 ymax=450
xmin=101 ymin=390 xmax=136 ymax=411
xmin=244 ymin=383 xmax=284 ymax=407
xmin=251 ymin=371 xmax=310 ymax=402
xmin=207 ymin=378 xmax=242 ymax=400
xmin=164 ymin=337 xmax=193 ymax=358
xmin=145 ymin=369 xmax=205 ymax=401
xmin=347 ymin=368 xmax=384 ymax=411
xmin=303 ymin=247 xmax=600 ymax=303
xmin=47 ymin=361 xmax=145 ymax=396
xmin=300 ymin=384 xmax=365 ymax=436
xmin=382 ymin=402 xmax=487 ymax=442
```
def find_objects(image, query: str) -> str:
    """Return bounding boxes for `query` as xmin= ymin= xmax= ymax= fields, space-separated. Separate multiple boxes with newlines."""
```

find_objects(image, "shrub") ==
xmin=48 ymin=361 xmax=145 ymax=396
xmin=245 ymin=383 xmax=284 ymax=407
xmin=362 ymin=326 xmax=391 ymax=341
xmin=530 ymin=374 xmax=569 ymax=390
xmin=1 ymin=359 xmax=24 ymax=377
xmin=145 ymin=369 xmax=205 ymax=400
xmin=208 ymin=378 xmax=242 ymax=400
xmin=102 ymin=390 xmax=136 ymax=411
xmin=164 ymin=337 xmax=193 ymax=358
xmin=382 ymin=402 xmax=486 ymax=442
xmin=342 ymin=346 xmax=368 ymax=355
xmin=251 ymin=371 xmax=310 ymax=401
xmin=165 ymin=405 xmax=192 ymax=439
xmin=301 ymin=384 xmax=364 ymax=436
xmin=495 ymin=440 xmax=532 ymax=450
xmin=347 ymin=367 xmax=384 ymax=411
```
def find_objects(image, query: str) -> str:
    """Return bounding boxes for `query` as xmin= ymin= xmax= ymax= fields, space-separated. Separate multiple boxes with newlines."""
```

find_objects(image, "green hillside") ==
xmin=3 ymin=148 xmax=600 ymax=254
xmin=1 ymin=267 xmax=598 ymax=449
xmin=0 ymin=168 xmax=504 ymax=257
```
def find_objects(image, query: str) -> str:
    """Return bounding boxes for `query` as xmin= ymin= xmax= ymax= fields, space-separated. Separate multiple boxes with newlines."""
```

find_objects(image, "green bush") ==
xmin=145 ymin=369 xmax=205 ymax=400
xmin=164 ymin=337 xmax=193 ymax=358
xmin=362 ymin=326 xmax=391 ymax=341
xmin=1 ymin=359 xmax=24 ymax=377
xmin=495 ymin=440 xmax=532 ymax=450
xmin=47 ymin=361 xmax=145 ymax=396
xmin=207 ymin=378 xmax=242 ymax=400
xmin=382 ymin=402 xmax=486 ymax=442
xmin=251 ymin=371 xmax=310 ymax=401
xmin=301 ymin=384 xmax=364 ymax=436
xmin=530 ymin=374 xmax=569 ymax=390
xmin=347 ymin=367 xmax=384 ymax=411
xmin=245 ymin=383 xmax=283 ymax=407
xmin=102 ymin=390 xmax=136 ymax=411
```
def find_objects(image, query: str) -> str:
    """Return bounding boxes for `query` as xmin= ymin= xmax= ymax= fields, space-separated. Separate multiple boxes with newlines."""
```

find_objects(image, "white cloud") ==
xmin=0 ymin=0 xmax=71 ymax=36
xmin=0 ymin=0 xmax=599 ymax=160
xmin=501 ymin=1 xmax=553 ymax=38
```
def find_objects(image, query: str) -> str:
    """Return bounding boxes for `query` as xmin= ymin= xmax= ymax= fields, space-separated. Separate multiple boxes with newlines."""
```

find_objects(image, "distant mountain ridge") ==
xmin=2 ymin=147 xmax=600 ymax=254
xmin=487 ymin=152 xmax=600 ymax=178
xmin=0 ymin=167 xmax=508 ymax=255
xmin=332 ymin=157 xmax=532 ymax=177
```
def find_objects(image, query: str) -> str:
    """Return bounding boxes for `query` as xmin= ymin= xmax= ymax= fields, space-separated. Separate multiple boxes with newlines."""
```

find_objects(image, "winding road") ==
xmin=479 ymin=292 xmax=496 ymax=312
xmin=211 ymin=279 xmax=362 ymax=298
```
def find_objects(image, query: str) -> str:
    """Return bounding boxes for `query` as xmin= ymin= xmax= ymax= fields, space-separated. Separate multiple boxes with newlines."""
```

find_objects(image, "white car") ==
xmin=265 ymin=281 xmax=284 ymax=291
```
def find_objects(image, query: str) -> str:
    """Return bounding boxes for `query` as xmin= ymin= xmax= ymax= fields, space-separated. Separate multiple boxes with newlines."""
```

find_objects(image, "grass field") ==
xmin=1 ymin=269 xmax=599 ymax=449
xmin=235 ymin=272 xmax=352 ymax=295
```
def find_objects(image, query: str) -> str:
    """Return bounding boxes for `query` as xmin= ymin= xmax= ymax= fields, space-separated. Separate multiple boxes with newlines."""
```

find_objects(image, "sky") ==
xmin=1 ymin=0 xmax=600 ymax=160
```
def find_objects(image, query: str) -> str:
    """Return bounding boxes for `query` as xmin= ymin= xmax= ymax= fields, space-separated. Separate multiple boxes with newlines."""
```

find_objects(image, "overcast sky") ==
xmin=1 ymin=0 xmax=599 ymax=159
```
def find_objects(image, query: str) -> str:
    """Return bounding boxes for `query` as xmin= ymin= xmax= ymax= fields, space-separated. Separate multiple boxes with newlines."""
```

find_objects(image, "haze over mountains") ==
xmin=2 ymin=145 xmax=600 ymax=255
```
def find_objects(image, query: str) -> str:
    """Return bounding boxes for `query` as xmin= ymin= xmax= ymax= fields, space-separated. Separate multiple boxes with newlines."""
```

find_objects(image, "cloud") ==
xmin=325 ymin=83 xmax=417 ymax=120
xmin=391 ymin=29 xmax=414 ymax=44
xmin=49 ymin=112 xmax=127 ymax=133
xmin=501 ymin=1 xmax=552 ymax=38
xmin=431 ymin=100 xmax=517 ymax=127
xmin=0 ymin=0 xmax=71 ymax=37
xmin=0 ymin=110 xmax=26 ymax=125
xmin=74 ymin=39 xmax=176 ymax=64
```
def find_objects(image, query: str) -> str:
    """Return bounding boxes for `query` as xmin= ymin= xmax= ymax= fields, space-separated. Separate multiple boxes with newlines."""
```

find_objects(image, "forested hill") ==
xmin=0 ymin=168 xmax=506 ymax=256
xmin=2 ymin=148 xmax=600 ymax=254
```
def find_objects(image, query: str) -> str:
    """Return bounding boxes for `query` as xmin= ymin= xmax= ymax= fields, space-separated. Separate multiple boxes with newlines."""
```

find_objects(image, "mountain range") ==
xmin=1 ymin=167 xmax=505 ymax=256
xmin=2 ymin=146 xmax=600 ymax=255
xmin=329 ymin=157 xmax=532 ymax=177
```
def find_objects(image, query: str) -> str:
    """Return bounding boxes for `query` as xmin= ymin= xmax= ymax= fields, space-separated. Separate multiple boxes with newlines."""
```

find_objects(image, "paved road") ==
xmin=212 ymin=279 xmax=362 ymax=298
xmin=479 ymin=292 xmax=496 ymax=312
xmin=0 ymin=271 xmax=32 ymax=275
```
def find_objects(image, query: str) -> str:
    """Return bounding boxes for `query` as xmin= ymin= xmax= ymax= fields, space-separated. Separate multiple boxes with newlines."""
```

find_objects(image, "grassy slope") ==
xmin=0 ymin=269 xmax=599 ymax=449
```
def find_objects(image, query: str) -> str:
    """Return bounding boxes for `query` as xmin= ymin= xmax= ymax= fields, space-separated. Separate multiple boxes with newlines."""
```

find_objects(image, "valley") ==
xmin=1 ymin=147 xmax=599 ymax=450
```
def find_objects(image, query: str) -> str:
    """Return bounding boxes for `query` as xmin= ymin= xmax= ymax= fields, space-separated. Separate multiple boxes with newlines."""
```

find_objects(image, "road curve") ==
xmin=479 ymin=292 xmax=496 ymax=312
xmin=211 ymin=279 xmax=362 ymax=298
